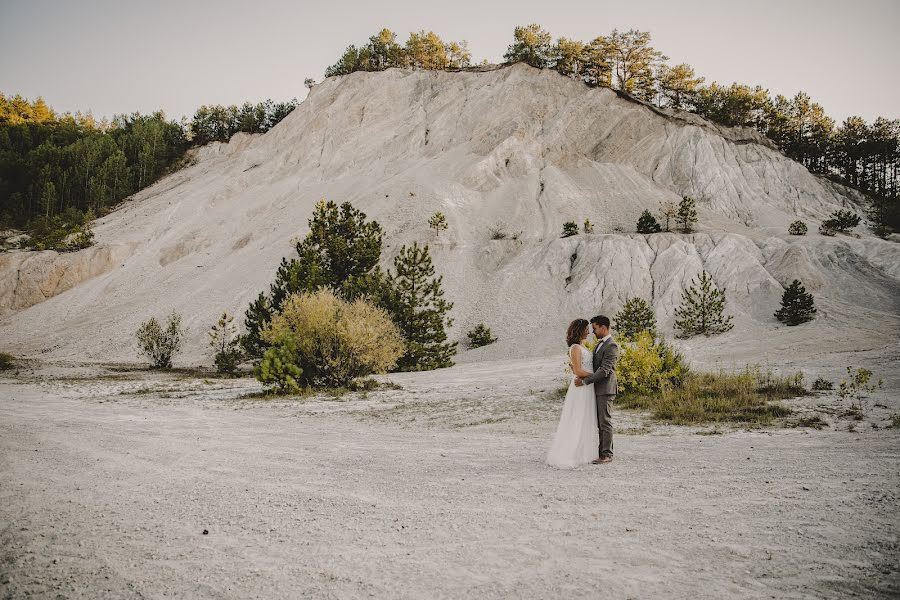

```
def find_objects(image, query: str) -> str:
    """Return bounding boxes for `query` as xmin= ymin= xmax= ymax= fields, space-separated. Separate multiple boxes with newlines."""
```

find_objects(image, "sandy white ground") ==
xmin=2 ymin=357 xmax=898 ymax=599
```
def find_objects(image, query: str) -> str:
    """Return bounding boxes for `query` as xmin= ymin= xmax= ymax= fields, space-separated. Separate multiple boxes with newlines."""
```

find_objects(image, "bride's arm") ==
xmin=569 ymin=346 xmax=593 ymax=378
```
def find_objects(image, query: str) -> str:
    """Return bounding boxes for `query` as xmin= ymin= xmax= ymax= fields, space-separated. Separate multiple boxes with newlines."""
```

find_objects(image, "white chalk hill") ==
xmin=1 ymin=64 xmax=898 ymax=366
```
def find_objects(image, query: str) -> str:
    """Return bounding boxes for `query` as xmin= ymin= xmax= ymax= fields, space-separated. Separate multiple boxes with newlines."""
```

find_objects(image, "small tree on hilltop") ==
xmin=583 ymin=218 xmax=595 ymax=233
xmin=636 ymin=210 xmax=662 ymax=234
xmin=384 ymin=242 xmax=457 ymax=371
xmin=673 ymin=271 xmax=734 ymax=337
xmin=676 ymin=196 xmax=698 ymax=233
xmin=209 ymin=311 xmax=243 ymax=374
xmin=614 ymin=297 xmax=658 ymax=339
xmin=429 ymin=212 xmax=448 ymax=237
xmin=562 ymin=221 xmax=578 ymax=238
xmin=466 ymin=323 xmax=498 ymax=348
xmin=788 ymin=220 xmax=808 ymax=235
xmin=774 ymin=280 xmax=816 ymax=326
xmin=659 ymin=200 xmax=677 ymax=232
xmin=503 ymin=24 xmax=554 ymax=68
xmin=136 ymin=312 xmax=184 ymax=368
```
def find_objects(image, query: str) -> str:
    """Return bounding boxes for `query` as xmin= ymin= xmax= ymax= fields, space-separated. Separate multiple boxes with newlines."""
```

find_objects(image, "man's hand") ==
xmin=574 ymin=378 xmax=584 ymax=387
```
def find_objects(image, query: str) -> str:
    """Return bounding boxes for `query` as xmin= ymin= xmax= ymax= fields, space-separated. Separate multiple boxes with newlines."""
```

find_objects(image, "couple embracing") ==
xmin=546 ymin=315 xmax=620 ymax=469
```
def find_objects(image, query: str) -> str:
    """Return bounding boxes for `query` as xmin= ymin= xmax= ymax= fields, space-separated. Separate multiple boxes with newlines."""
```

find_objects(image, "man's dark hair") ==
xmin=590 ymin=315 xmax=610 ymax=328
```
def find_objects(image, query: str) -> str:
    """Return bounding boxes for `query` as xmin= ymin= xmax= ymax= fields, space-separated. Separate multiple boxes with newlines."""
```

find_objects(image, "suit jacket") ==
xmin=582 ymin=336 xmax=619 ymax=396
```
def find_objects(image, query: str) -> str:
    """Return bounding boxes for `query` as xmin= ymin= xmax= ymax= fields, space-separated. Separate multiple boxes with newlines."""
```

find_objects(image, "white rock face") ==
xmin=0 ymin=245 xmax=135 ymax=315
xmin=0 ymin=64 xmax=897 ymax=366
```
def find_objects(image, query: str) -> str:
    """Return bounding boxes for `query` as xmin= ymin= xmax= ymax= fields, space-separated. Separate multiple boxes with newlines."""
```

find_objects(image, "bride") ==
xmin=546 ymin=319 xmax=599 ymax=468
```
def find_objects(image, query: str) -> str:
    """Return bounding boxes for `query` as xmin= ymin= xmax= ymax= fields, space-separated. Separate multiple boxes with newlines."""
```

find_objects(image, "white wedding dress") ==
xmin=546 ymin=344 xmax=599 ymax=469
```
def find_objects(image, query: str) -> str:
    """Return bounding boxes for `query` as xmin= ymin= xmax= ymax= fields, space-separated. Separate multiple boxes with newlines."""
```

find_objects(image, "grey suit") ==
xmin=581 ymin=336 xmax=619 ymax=458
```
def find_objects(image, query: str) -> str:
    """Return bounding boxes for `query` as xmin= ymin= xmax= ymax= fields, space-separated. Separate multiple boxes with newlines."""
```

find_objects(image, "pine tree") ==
xmin=241 ymin=292 xmax=271 ymax=358
xmin=774 ymin=280 xmax=816 ymax=326
xmin=657 ymin=63 xmax=705 ymax=110
xmin=583 ymin=218 xmax=594 ymax=233
xmin=614 ymin=297 xmax=657 ymax=339
xmin=822 ymin=209 xmax=860 ymax=233
xmin=676 ymin=196 xmax=698 ymax=233
xmin=384 ymin=242 xmax=457 ymax=371
xmin=466 ymin=323 xmax=497 ymax=348
xmin=429 ymin=212 xmax=448 ymax=237
xmin=562 ymin=221 xmax=578 ymax=237
xmin=636 ymin=210 xmax=662 ymax=234
xmin=673 ymin=271 xmax=734 ymax=337
xmin=503 ymin=24 xmax=554 ymax=68
xmin=208 ymin=311 xmax=243 ymax=374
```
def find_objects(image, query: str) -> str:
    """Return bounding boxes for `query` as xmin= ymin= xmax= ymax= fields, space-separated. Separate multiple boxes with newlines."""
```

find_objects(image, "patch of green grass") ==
xmin=695 ymin=427 xmax=723 ymax=436
xmin=621 ymin=426 xmax=652 ymax=435
xmin=237 ymin=378 xmax=402 ymax=402
xmin=544 ymin=383 xmax=569 ymax=402
xmin=0 ymin=352 xmax=15 ymax=370
xmin=840 ymin=406 xmax=864 ymax=421
xmin=788 ymin=415 xmax=828 ymax=430
xmin=619 ymin=368 xmax=803 ymax=426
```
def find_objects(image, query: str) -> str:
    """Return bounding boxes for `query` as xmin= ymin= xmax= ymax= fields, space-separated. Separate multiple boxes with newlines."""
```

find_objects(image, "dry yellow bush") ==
xmin=260 ymin=289 xmax=404 ymax=389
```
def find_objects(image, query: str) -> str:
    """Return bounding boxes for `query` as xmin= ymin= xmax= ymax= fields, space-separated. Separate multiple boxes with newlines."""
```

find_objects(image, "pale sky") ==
xmin=1 ymin=0 xmax=897 ymax=125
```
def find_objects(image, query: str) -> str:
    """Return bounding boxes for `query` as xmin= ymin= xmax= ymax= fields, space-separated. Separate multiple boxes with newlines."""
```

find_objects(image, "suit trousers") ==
xmin=595 ymin=394 xmax=614 ymax=457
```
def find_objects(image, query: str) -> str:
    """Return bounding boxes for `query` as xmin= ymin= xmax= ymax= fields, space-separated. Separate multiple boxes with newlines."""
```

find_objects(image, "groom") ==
xmin=575 ymin=315 xmax=619 ymax=464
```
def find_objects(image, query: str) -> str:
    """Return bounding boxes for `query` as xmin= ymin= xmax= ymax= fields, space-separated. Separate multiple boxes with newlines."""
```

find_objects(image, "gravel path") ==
xmin=1 ymin=360 xmax=898 ymax=599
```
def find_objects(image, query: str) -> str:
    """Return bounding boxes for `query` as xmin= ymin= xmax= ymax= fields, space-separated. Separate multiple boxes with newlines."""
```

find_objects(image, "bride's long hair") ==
xmin=566 ymin=319 xmax=589 ymax=348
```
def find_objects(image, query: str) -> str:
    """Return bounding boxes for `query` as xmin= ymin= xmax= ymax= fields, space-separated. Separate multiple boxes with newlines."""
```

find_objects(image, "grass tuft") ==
xmin=619 ymin=367 xmax=805 ymax=425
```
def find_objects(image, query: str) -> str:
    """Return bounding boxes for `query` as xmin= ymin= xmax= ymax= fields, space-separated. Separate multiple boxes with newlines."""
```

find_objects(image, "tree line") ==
xmin=325 ymin=25 xmax=899 ymax=233
xmin=0 ymin=93 xmax=298 ymax=235
xmin=325 ymin=29 xmax=473 ymax=76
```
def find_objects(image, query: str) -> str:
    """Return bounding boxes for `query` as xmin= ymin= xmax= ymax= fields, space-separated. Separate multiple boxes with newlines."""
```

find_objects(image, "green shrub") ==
xmin=812 ymin=377 xmax=833 ymax=391
xmin=819 ymin=223 xmax=836 ymax=236
xmin=561 ymin=221 xmax=578 ymax=238
xmin=258 ymin=289 xmax=404 ymax=390
xmin=243 ymin=199 xmax=385 ymax=359
xmin=0 ymin=352 xmax=15 ymax=370
xmin=838 ymin=367 xmax=883 ymax=414
xmin=466 ymin=323 xmax=497 ymax=348
xmin=788 ymin=220 xmax=807 ymax=235
xmin=583 ymin=219 xmax=595 ymax=233
xmin=21 ymin=207 xmax=96 ymax=252
xmin=135 ymin=312 xmax=184 ymax=368
xmin=255 ymin=338 xmax=304 ymax=394
xmin=617 ymin=331 xmax=688 ymax=395
xmin=614 ymin=297 xmax=657 ymax=339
